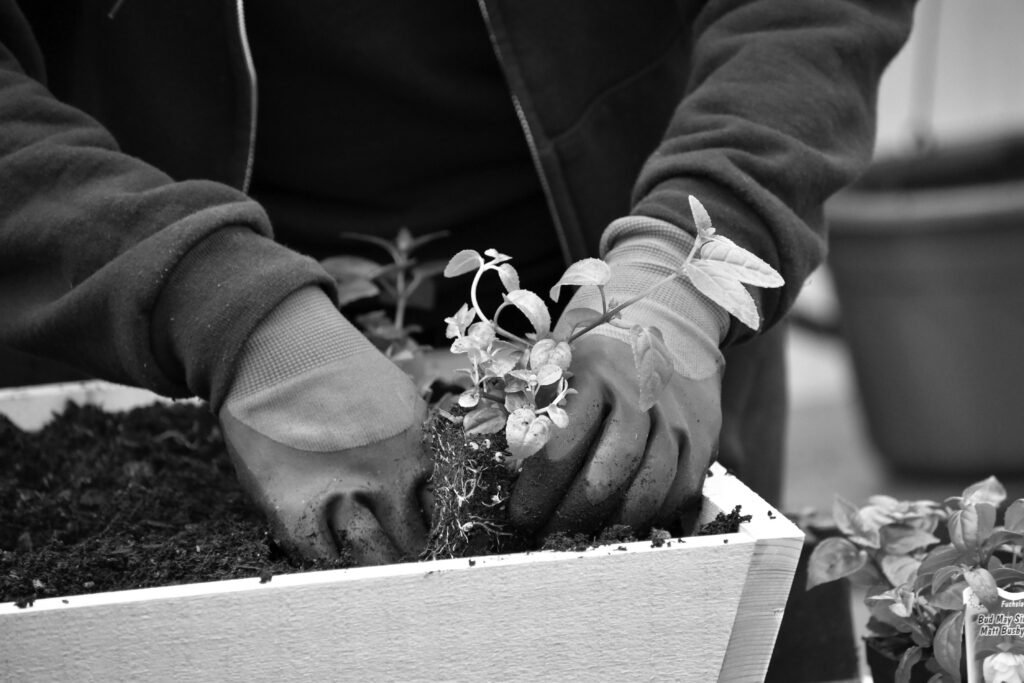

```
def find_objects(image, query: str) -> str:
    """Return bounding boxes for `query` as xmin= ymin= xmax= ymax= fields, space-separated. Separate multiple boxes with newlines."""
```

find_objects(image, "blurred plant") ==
xmin=807 ymin=477 xmax=1024 ymax=683
xmin=319 ymin=227 xmax=448 ymax=361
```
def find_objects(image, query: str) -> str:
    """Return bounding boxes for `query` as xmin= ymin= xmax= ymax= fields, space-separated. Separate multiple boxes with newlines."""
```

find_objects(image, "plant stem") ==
xmin=567 ymin=235 xmax=704 ymax=343
xmin=567 ymin=271 xmax=679 ymax=343
xmin=469 ymin=266 xmax=489 ymax=327
xmin=394 ymin=254 xmax=409 ymax=331
xmin=491 ymin=302 xmax=531 ymax=347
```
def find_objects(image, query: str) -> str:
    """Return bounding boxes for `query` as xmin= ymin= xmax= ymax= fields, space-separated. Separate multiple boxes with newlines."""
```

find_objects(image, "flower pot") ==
xmin=764 ymin=525 xmax=860 ymax=683
xmin=0 ymin=381 xmax=803 ymax=682
xmin=864 ymin=636 xmax=933 ymax=683
xmin=826 ymin=134 xmax=1024 ymax=474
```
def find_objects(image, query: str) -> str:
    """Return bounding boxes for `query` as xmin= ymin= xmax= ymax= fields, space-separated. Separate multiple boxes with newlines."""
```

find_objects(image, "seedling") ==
xmin=441 ymin=195 xmax=784 ymax=463
xmin=319 ymin=227 xmax=449 ymax=361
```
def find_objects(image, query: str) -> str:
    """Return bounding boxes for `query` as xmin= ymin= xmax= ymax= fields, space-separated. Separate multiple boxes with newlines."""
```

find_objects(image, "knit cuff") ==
xmin=225 ymin=286 xmax=376 ymax=400
xmin=223 ymin=286 xmax=419 ymax=451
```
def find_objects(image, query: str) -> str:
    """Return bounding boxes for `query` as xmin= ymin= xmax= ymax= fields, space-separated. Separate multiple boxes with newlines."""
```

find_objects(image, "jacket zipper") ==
xmin=477 ymin=0 xmax=572 ymax=266
xmin=235 ymin=0 xmax=258 ymax=194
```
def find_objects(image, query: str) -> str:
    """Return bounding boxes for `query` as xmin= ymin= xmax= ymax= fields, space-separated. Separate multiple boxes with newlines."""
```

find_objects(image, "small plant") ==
xmin=319 ymin=227 xmax=449 ymax=361
xmin=807 ymin=477 xmax=1024 ymax=682
xmin=440 ymin=195 xmax=783 ymax=463
xmin=318 ymin=199 xmax=783 ymax=560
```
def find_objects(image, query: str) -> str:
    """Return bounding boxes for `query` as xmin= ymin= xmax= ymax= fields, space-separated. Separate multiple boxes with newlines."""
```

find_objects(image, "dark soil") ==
xmin=421 ymin=408 xmax=529 ymax=560
xmin=0 ymin=401 xmax=350 ymax=607
xmin=1 ymin=400 xmax=750 ymax=607
xmin=697 ymin=505 xmax=752 ymax=535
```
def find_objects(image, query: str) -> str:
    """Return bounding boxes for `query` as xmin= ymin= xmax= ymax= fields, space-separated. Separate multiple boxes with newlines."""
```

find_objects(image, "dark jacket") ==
xmin=0 ymin=1 xmax=914 ymax=498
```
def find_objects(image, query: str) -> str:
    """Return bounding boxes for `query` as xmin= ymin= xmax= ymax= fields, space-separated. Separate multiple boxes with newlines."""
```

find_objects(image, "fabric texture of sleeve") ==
xmin=628 ymin=0 xmax=916 ymax=344
xmin=0 ymin=22 xmax=335 ymax=409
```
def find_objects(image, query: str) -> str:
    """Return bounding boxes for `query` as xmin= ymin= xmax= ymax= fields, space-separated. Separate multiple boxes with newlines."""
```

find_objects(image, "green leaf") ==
xmin=395 ymin=227 xmax=414 ymax=254
xmin=881 ymin=525 xmax=940 ymax=555
xmin=444 ymin=249 xmax=484 ymax=278
xmin=463 ymin=405 xmax=507 ymax=435
xmin=412 ymin=259 xmax=449 ymax=282
xmin=1006 ymin=499 xmax=1024 ymax=532
xmin=688 ymin=195 xmax=715 ymax=237
xmin=529 ymin=338 xmax=572 ymax=372
xmin=534 ymin=364 xmax=563 ymax=386
xmin=482 ymin=354 xmax=517 ymax=377
xmin=881 ymin=555 xmax=921 ymax=588
xmin=806 ymin=537 xmax=868 ymax=589
xmin=919 ymin=544 xmax=963 ymax=578
xmin=458 ymin=389 xmax=480 ymax=409
xmin=466 ymin=321 xmax=496 ymax=347
xmin=928 ymin=580 xmax=967 ymax=611
xmin=949 ymin=506 xmax=983 ymax=552
xmin=895 ymin=645 xmax=923 ymax=683
xmin=546 ymin=404 xmax=569 ymax=429
xmin=964 ymin=567 xmax=999 ymax=607
xmin=977 ymin=502 xmax=998 ymax=540
xmin=833 ymin=495 xmax=880 ymax=548
xmin=444 ymin=303 xmax=476 ymax=339
xmin=932 ymin=611 xmax=964 ymax=681
xmin=990 ymin=567 xmax=1024 ymax=587
xmin=338 ymin=231 xmax=400 ymax=260
xmin=334 ymin=279 xmax=381 ymax=306
xmin=406 ymin=228 xmax=450 ymax=252
xmin=962 ymin=475 xmax=1007 ymax=507
xmin=484 ymin=248 xmax=512 ymax=264
xmin=497 ymin=263 xmax=520 ymax=293
xmin=549 ymin=258 xmax=611 ymax=302
xmin=505 ymin=289 xmax=551 ymax=336
xmin=931 ymin=565 xmax=963 ymax=595
xmin=983 ymin=529 xmax=1024 ymax=556
xmin=505 ymin=409 xmax=553 ymax=459
xmin=683 ymin=259 xmax=760 ymax=330
xmin=557 ymin=307 xmax=605 ymax=338
xmin=629 ymin=325 xmax=674 ymax=411
xmin=504 ymin=391 xmax=532 ymax=413
xmin=697 ymin=234 xmax=784 ymax=288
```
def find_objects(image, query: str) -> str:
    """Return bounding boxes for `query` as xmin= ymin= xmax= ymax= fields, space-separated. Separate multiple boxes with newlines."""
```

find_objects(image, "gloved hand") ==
xmin=509 ymin=217 xmax=730 ymax=538
xmin=218 ymin=286 xmax=432 ymax=565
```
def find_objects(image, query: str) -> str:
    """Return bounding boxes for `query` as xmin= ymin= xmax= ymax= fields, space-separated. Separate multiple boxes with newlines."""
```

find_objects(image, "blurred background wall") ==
xmin=784 ymin=0 xmax=1024 ymax=514
xmin=875 ymin=0 xmax=1024 ymax=155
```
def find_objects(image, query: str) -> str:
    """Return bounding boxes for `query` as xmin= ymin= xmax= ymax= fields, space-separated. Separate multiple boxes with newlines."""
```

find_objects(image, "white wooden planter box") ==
xmin=0 ymin=381 xmax=803 ymax=682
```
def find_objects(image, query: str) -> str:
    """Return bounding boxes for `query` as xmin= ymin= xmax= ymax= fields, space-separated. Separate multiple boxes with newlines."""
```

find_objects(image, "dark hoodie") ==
xmin=0 ymin=0 xmax=915 ymax=496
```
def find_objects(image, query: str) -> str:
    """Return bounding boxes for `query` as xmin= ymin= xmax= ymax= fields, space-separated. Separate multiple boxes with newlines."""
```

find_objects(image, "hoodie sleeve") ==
xmin=0 ymin=7 xmax=335 ymax=409
xmin=628 ymin=0 xmax=916 ymax=344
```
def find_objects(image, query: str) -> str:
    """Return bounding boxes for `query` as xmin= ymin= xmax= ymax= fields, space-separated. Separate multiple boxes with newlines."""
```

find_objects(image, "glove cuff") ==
xmin=223 ymin=286 xmax=419 ymax=451
xmin=560 ymin=216 xmax=729 ymax=380
xmin=226 ymin=286 xmax=376 ymax=399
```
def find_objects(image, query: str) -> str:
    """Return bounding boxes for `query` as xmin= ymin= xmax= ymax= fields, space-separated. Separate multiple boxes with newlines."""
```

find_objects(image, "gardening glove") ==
xmin=509 ymin=217 xmax=730 ymax=538
xmin=218 ymin=286 xmax=432 ymax=565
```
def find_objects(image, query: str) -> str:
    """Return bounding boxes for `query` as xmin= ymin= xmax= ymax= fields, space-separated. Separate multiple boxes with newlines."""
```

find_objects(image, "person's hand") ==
xmin=219 ymin=392 xmax=431 ymax=565
xmin=218 ymin=287 xmax=432 ymax=566
xmin=509 ymin=314 xmax=722 ymax=538
xmin=509 ymin=217 xmax=732 ymax=538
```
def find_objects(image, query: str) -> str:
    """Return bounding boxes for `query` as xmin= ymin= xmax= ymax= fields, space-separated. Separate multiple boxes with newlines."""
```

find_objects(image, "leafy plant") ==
xmin=807 ymin=477 xmax=1024 ymax=683
xmin=319 ymin=227 xmax=449 ymax=361
xmin=441 ymin=195 xmax=783 ymax=463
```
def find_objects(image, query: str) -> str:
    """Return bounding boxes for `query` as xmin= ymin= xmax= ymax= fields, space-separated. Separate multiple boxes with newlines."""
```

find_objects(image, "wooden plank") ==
xmin=0 ymin=381 xmax=803 ymax=681
xmin=708 ymin=470 xmax=805 ymax=681
xmin=1 ymin=536 xmax=754 ymax=681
